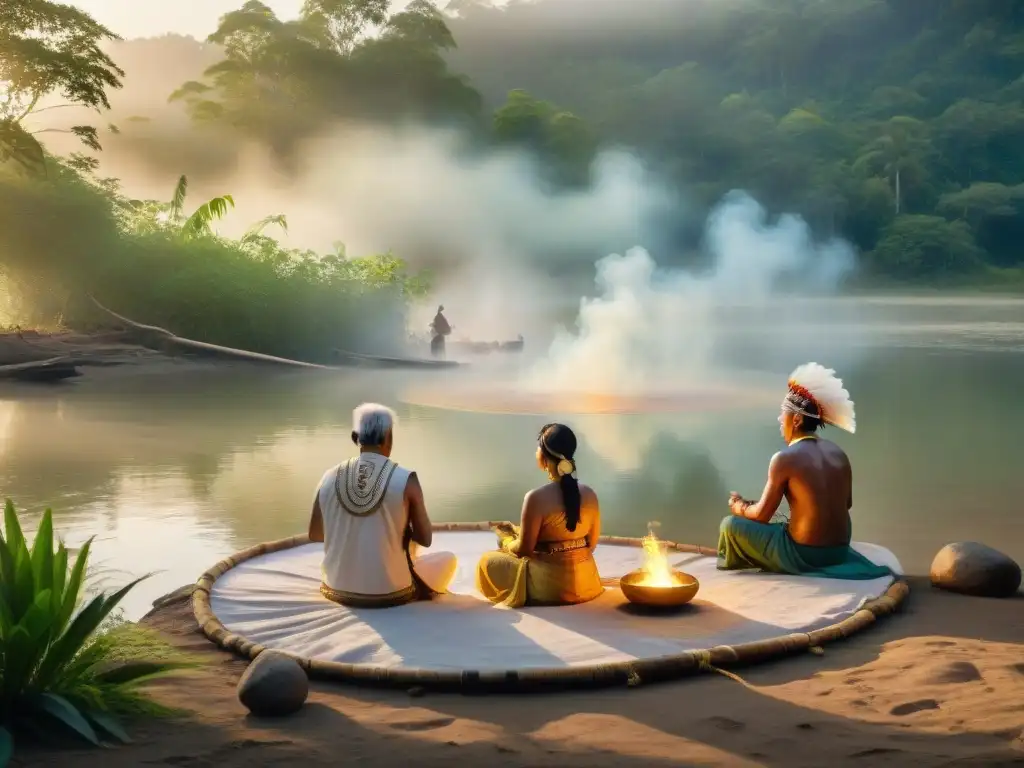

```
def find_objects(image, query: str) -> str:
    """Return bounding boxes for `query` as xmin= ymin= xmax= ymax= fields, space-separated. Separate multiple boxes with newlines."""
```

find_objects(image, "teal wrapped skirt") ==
xmin=717 ymin=515 xmax=892 ymax=580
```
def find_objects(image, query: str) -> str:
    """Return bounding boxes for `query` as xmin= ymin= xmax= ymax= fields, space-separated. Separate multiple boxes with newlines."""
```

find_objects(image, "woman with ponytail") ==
xmin=476 ymin=423 xmax=604 ymax=607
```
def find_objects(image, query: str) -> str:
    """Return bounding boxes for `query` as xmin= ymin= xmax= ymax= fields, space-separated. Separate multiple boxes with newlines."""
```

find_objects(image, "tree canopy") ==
xmin=3 ymin=0 xmax=1024 ymax=338
xmin=0 ymin=0 xmax=124 ymax=171
xmin=445 ymin=0 xmax=1024 ymax=277
xmin=167 ymin=0 xmax=481 ymax=151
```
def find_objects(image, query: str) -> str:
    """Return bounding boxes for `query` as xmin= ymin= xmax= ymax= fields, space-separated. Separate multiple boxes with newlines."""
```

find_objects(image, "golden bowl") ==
xmin=619 ymin=569 xmax=700 ymax=608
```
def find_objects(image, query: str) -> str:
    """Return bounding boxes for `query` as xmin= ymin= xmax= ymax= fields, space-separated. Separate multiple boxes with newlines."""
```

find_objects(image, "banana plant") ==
xmin=168 ymin=174 xmax=235 ymax=241
xmin=240 ymin=214 xmax=289 ymax=244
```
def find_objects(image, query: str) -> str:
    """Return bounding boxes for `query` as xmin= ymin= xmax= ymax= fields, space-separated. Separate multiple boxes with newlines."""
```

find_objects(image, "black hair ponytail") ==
xmin=538 ymin=423 xmax=581 ymax=532
xmin=558 ymin=470 xmax=581 ymax=532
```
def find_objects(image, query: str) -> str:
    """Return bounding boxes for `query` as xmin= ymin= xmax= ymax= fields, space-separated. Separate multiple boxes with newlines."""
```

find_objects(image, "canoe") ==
xmin=449 ymin=337 xmax=524 ymax=355
xmin=332 ymin=349 xmax=463 ymax=369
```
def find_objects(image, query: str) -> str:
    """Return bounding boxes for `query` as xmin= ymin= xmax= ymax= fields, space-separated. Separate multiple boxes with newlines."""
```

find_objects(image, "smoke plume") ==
xmin=38 ymin=66 xmax=862 ymax=376
xmin=531 ymin=192 xmax=857 ymax=393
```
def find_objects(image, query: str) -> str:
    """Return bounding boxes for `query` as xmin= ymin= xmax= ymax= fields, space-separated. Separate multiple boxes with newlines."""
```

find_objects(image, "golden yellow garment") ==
xmin=475 ymin=521 xmax=603 ymax=608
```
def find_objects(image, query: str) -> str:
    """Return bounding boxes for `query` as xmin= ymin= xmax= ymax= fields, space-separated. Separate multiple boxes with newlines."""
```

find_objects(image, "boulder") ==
xmin=930 ymin=542 xmax=1021 ymax=598
xmin=151 ymin=584 xmax=195 ymax=610
xmin=237 ymin=651 xmax=309 ymax=717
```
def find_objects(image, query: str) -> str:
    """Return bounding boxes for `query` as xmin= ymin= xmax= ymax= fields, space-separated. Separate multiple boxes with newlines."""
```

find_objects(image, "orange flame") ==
xmin=638 ymin=523 xmax=675 ymax=587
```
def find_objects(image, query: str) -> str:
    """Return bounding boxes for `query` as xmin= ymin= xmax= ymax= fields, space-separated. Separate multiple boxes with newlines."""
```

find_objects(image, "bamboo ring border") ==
xmin=192 ymin=521 xmax=909 ymax=692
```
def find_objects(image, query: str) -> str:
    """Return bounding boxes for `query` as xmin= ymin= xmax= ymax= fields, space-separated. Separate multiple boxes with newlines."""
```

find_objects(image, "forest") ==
xmin=1 ymin=0 xmax=1023 ymax=353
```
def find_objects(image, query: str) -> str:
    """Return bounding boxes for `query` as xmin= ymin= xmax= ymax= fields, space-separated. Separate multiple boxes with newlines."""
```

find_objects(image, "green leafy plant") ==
xmin=0 ymin=500 xmax=195 ymax=763
xmin=167 ymin=174 xmax=235 ymax=241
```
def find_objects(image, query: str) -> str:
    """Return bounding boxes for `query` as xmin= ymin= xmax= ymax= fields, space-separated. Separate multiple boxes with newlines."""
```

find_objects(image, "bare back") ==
xmin=783 ymin=438 xmax=852 ymax=547
xmin=520 ymin=482 xmax=601 ymax=553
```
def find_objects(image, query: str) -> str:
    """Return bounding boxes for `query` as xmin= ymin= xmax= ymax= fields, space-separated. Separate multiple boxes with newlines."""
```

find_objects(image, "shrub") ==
xmin=0 ymin=500 xmax=194 ymax=764
xmin=869 ymin=214 xmax=984 ymax=279
xmin=0 ymin=162 xmax=429 ymax=360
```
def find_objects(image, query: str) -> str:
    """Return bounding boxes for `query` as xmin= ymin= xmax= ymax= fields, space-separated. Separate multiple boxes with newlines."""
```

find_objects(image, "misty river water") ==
xmin=2 ymin=295 xmax=1023 ymax=620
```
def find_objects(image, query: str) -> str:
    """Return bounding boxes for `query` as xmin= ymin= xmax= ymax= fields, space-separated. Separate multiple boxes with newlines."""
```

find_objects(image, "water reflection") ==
xmin=0 ymin=299 xmax=1022 ymax=619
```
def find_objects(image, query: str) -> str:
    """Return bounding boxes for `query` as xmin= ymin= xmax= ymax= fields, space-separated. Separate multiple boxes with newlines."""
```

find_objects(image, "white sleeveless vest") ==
xmin=317 ymin=451 xmax=414 ymax=602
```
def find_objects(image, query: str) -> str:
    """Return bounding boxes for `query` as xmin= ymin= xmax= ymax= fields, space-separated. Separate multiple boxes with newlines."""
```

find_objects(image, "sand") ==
xmin=0 ymin=329 xmax=225 ymax=379
xmin=13 ymin=576 xmax=1024 ymax=768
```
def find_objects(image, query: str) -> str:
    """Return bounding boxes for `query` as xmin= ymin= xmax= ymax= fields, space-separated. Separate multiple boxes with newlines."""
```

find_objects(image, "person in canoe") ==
xmin=718 ymin=363 xmax=891 ymax=580
xmin=308 ymin=402 xmax=458 ymax=607
xmin=429 ymin=305 xmax=452 ymax=358
xmin=476 ymin=423 xmax=604 ymax=607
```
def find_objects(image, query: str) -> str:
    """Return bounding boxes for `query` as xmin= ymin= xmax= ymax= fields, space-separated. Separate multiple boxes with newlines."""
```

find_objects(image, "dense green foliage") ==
xmin=0 ymin=0 xmax=435 ymax=354
xmin=443 ymin=0 xmax=1024 ymax=278
xmin=4 ymin=0 xmax=1024 ymax=352
xmin=167 ymin=0 xmax=482 ymax=152
xmin=148 ymin=0 xmax=1024 ymax=281
xmin=0 ymin=0 xmax=124 ymax=171
xmin=0 ymin=159 xmax=426 ymax=358
xmin=0 ymin=500 xmax=193 ymax=762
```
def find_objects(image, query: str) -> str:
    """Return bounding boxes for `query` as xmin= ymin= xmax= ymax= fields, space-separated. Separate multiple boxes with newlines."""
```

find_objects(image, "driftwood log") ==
xmin=89 ymin=296 xmax=332 ymax=369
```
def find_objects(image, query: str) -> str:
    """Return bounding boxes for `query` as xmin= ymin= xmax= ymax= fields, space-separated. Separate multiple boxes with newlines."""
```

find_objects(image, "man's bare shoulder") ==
xmin=782 ymin=438 xmax=850 ymax=463
xmin=815 ymin=437 xmax=850 ymax=460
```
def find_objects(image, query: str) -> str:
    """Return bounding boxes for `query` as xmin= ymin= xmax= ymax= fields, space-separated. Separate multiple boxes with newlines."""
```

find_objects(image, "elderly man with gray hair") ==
xmin=308 ymin=403 xmax=457 ymax=607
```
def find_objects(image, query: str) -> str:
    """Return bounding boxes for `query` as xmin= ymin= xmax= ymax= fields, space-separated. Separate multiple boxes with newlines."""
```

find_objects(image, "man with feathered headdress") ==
xmin=718 ymin=363 xmax=891 ymax=579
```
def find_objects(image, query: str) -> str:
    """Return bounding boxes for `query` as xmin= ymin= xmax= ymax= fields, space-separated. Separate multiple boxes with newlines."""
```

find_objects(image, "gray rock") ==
xmin=237 ymin=651 xmax=309 ymax=717
xmin=930 ymin=542 xmax=1022 ymax=598
xmin=151 ymin=584 xmax=195 ymax=610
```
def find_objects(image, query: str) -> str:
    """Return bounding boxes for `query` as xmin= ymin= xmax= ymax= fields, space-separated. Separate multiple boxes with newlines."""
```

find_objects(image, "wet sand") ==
xmin=15 ymin=576 xmax=1024 ymax=767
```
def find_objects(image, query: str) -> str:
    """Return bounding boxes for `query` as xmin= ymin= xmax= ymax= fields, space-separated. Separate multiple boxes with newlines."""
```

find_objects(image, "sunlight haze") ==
xmin=67 ymin=0 xmax=579 ymax=39
xmin=71 ymin=0 xmax=305 ymax=38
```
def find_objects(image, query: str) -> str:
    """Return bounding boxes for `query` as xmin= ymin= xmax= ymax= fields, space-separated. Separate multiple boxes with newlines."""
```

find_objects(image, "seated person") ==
xmin=718 ymin=363 xmax=891 ymax=580
xmin=308 ymin=402 xmax=457 ymax=607
xmin=476 ymin=423 xmax=604 ymax=607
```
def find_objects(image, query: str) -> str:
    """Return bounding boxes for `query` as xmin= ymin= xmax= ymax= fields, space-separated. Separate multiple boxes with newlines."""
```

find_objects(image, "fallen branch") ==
xmin=332 ymin=348 xmax=462 ymax=369
xmin=88 ymin=295 xmax=330 ymax=369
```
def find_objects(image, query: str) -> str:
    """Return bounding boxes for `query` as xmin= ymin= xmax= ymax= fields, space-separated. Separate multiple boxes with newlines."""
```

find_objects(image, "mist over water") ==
xmin=529 ymin=192 xmax=858 ymax=395
xmin=48 ymin=88 xmax=865 ymax=385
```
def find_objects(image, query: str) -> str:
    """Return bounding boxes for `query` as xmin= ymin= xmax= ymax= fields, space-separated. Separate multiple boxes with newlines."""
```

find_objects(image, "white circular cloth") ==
xmin=209 ymin=531 xmax=901 ymax=672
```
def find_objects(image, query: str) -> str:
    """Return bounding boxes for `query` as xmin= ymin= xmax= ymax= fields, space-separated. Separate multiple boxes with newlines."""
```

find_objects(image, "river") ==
xmin=2 ymin=295 xmax=1023 ymax=619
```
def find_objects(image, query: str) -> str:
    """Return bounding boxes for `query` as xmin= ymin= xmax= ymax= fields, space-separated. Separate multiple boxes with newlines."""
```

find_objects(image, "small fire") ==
xmin=639 ymin=522 xmax=676 ymax=587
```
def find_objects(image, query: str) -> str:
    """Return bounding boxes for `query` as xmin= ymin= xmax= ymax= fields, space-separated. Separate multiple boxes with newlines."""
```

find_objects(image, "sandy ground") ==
xmin=13 ymin=576 xmax=1024 ymax=768
xmin=0 ymin=329 xmax=222 ymax=376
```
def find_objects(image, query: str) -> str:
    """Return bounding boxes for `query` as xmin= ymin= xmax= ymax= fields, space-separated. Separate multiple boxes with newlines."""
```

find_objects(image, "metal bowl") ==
xmin=619 ymin=569 xmax=700 ymax=607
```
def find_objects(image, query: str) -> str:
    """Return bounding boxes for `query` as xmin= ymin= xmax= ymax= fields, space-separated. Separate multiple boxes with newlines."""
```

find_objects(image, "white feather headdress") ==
xmin=785 ymin=363 xmax=856 ymax=433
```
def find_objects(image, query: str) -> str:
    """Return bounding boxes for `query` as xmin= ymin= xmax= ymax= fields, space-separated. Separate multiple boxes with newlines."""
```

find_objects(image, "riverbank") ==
xmin=0 ymin=329 xmax=216 ymax=377
xmin=0 ymin=327 xmax=461 ymax=381
xmin=844 ymin=266 xmax=1024 ymax=295
xmin=14 ymin=576 xmax=1024 ymax=767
